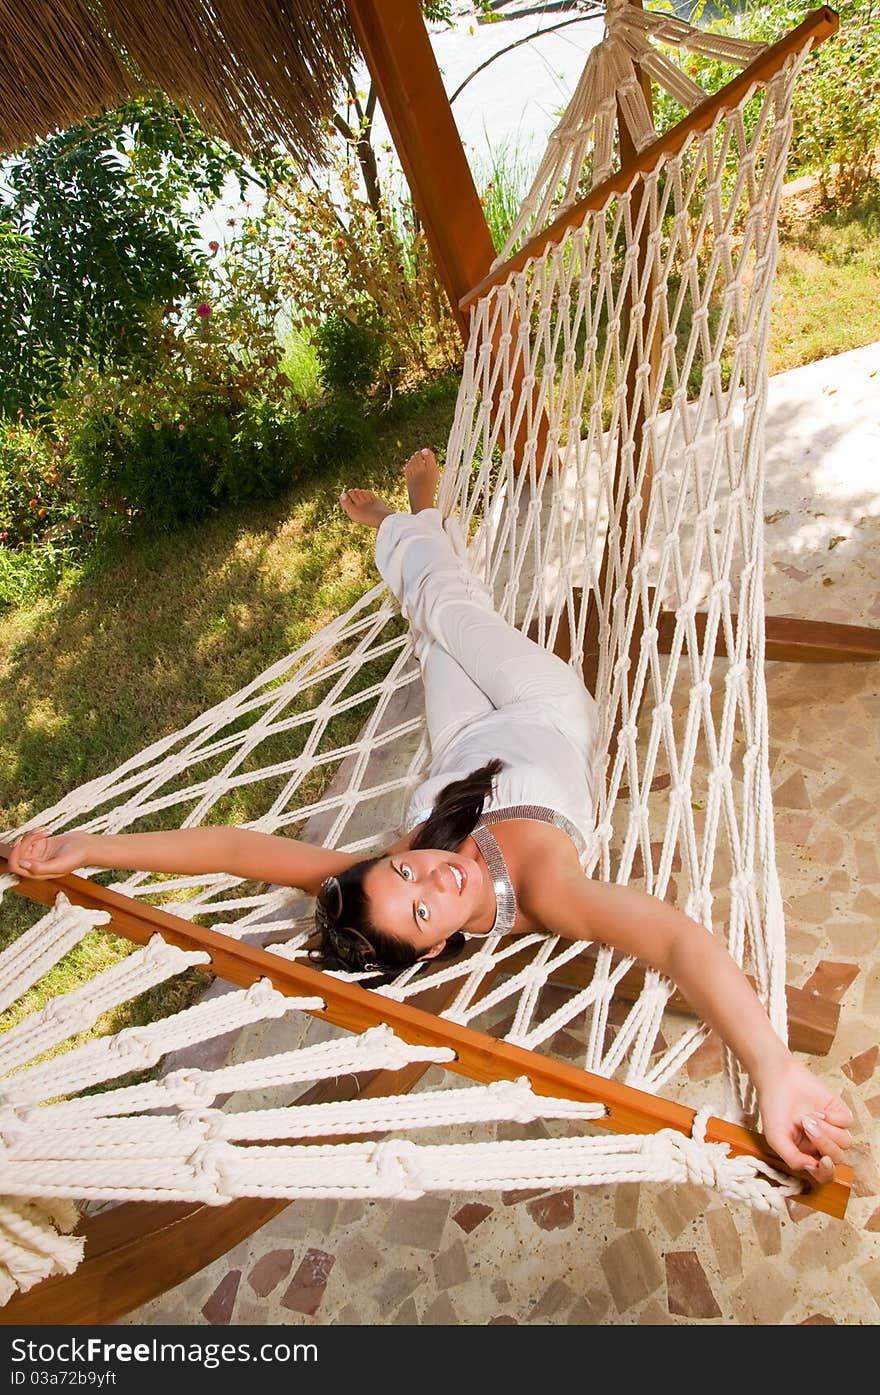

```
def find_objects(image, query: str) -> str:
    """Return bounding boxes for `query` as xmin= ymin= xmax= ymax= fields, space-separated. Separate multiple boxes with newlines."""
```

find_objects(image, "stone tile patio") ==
xmin=117 ymin=342 xmax=880 ymax=1327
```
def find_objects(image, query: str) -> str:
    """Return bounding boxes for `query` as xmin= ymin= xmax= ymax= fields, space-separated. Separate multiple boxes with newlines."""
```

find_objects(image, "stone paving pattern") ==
xmin=117 ymin=344 xmax=880 ymax=1327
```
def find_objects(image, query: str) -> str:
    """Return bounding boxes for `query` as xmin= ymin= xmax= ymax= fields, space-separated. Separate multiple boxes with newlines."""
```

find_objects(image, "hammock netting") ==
xmin=0 ymin=5 xmax=820 ymax=1299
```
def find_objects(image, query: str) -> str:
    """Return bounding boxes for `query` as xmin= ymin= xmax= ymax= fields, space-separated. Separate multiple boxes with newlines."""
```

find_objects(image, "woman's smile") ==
xmin=365 ymin=848 xmax=488 ymax=952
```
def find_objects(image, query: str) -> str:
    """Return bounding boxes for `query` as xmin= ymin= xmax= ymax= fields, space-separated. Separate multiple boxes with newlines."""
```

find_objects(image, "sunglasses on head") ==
xmin=316 ymin=876 xmax=381 ymax=973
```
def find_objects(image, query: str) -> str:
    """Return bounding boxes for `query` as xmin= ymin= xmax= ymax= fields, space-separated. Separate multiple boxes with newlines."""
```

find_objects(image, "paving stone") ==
xmin=373 ymin=1267 xmax=423 ymax=1311
xmin=453 ymin=1202 xmax=493 ymax=1233
xmin=434 ymin=1240 xmax=469 ymax=1289
xmin=664 ymin=1251 xmax=721 ymax=1318
xmin=501 ymin=1187 xmax=547 ymax=1205
xmin=854 ymin=840 xmax=880 ymax=882
xmin=393 ymin=1297 xmax=419 ymax=1325
xmin=280 ymin=1249 xmax=335 ymax=1317
xmin=248 ymin=1248 xmax=295 ymax=1298
xmin=825 ymin=922 xmax=878 ymax=957
xmin=600 ymin=1230 xmax=664 ymax=1313
xmin=381 ymin=1195 xmax=450 ymax=1250
xmin=653 ymin=1184 xmax=708 ymax=1240
xmin=421 ymin=1292 xmax=458 ymax=1324
xmin=801 ymin=961 xmax=860 ymax=1003
xmin=338 ymin=1235 xmax=383 ymax=1283
xmin=614 ymin=1183 xmax=640 ymax=1229
xmin=730 ymin=1261 xmax=795 ymax=1325
xmin=685 ymin=1034 xmax=724 ymax=1082
xmin=752 ymin=1210 xmax=782 ymax=1257
xmin=201 ymin=1270 xmax=241 ymax=1325
xmin=774 ymin=771 xmax=812 ymax=808
xmin=336 ymin=1201 xmax=366 ymax=1227
xmin=336 ymin=1304 xmax=364 ymax=1324
xmin=496 ymin=1119 xmax=550 ymax=1142
xmin=858 ymin=1255 xmax=880 ymax=1311
xmin=784 ymin=1199 xmax=815 ymax=1223
xmin=790 ymin=1219 xmax=862 ymax=1273
xmin=639 ymin=1299 xmax=678 ymax=1325
xmin=705 ymin=1208 xmax=742 ymax=1279
xmin=842 ymin=1045 xmax=879 ymax=1084
xmin=527 ymin=1279 xmax=574 ymax=1320
xmin=866 ymin=1094 xmax=880 ymax=1119
xmin=262 ymin=1199 xmax=339 ymax=1239
xmin=808 ymin=830 xmax=847 ymax=865
xmin=864 ymin=1206 xmax=880 ymax=1232
xmin=848 ymin=1142 xmax=880 ymax=1197
xmin=836 ymin=798 xmax=876 ymax=831
xmin=800 ymin=1313 xmax=837 ymax=1324
xmin=567 ymin=1288 xmax=611 ymax=1324
xmin=815 ymin=776 xmax=852 ymax=811
xmin=526 ymin=1190 xmax=574 ymax=1231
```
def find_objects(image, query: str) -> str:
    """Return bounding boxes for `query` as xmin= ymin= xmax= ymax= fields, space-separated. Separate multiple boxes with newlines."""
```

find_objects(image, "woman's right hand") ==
xmin=7 ymin=828 xmax=92 ymax=879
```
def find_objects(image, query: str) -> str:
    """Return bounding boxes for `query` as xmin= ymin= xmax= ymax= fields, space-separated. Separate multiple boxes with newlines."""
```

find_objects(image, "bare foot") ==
xmin=339 ymin=488 xmax=395 ymax=529
xmin=405 ymin=448 xmax=440 ymax=513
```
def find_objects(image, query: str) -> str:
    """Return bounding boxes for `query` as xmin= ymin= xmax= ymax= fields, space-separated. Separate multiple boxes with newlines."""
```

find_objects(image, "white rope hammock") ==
xmin=0 ymin=7 xmax=818 ymax=1299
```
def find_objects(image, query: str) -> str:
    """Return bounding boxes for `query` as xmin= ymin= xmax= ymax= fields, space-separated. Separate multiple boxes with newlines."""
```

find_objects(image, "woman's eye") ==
xmin=417 ymin=902 xmax=429 ymax=921
xmin=400 ymin=864 xmax=413 ymax=880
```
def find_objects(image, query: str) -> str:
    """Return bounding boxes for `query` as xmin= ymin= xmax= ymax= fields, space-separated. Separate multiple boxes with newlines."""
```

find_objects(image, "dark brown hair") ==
xmin=310 ymin=759 xmax=503 ymax=978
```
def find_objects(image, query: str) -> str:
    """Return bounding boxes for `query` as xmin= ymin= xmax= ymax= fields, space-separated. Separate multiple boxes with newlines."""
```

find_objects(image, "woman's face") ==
xmin=364 ymin=847 xmax=487 ymax=957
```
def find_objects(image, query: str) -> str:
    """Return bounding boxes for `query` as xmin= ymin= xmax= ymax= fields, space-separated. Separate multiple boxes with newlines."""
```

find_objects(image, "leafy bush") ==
xmin=0 ymin=421 xmax=71 ymax=547
xmin=298 ymin=399 xmax=372 ymax=470
xmin=217 ymin=398 xmax=309 ymax=505
xmin=652 ymin=0 xmax=880 ymax=204
xmin=0 ymin=538 xmax=76 ymax=608
xmin=0 ymin=95 xmax=252 ymax=422
xmin=264 ymin=134 xmax=461 ymax=395
xmin=67 ymin=403 xmax=218 ymax=532
xmin=313 ymin=311 xmax=388 ymax=399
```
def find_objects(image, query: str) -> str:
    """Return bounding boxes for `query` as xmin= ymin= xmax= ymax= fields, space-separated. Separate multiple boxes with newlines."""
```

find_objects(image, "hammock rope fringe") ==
xmin=0 ymin=10 xmax=826 ymax=1300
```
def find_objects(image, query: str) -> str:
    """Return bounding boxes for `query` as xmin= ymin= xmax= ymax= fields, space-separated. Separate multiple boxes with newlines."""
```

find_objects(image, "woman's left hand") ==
xmin=756 ymin=1056 xmax=854 ymax=1185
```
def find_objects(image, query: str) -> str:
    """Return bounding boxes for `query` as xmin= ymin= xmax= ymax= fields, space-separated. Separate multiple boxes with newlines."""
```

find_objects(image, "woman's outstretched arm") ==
xmin=6 ymin=826 xmax=361 ymax=896
xmin=524 ymin=869 xmax=854 ymax=1184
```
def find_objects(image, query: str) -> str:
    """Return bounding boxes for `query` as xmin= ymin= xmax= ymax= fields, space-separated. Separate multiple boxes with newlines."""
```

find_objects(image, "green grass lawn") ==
xmin=0 ymin=377 xmax=460 ymax=1049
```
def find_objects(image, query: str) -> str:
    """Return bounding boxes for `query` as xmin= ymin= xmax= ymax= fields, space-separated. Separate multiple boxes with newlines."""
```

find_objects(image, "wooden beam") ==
xmin=0 ymin=861 xmax=851 ymax=1218
xmin=657 ymin=610 xmax=880 ymax=664
xmin=461 ymin=8 xmax=840 ymax=308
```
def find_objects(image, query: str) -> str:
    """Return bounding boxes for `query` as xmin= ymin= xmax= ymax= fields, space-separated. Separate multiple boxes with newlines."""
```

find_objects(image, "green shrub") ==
xmin=217 ymin=398 xmax=307 ymax=505
xmin=313 ymin=311 xmax=388 ymax=399
xmin=0 ymin=420 xmax=72 ymax=547
xmin=68 ymin=403 xmax=220 ymax=533
xmin=652 ymin=0 xmax=880 ymax=204
xmin=0 ymin=537 xmax=74 ymax=607
xmin=298 ymin=398 xmax=371 ymax=470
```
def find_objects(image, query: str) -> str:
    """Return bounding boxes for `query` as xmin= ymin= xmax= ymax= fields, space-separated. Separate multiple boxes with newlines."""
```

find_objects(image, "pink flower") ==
xmin=196 ymin=303 xmax=212 ymax=318
xmin=208 ymin=240 xmax=220 ymax=253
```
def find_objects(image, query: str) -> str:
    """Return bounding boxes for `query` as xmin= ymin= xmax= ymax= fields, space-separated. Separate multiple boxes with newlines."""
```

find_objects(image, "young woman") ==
xmin=9 ymin=449 xmax=853 ymax=1186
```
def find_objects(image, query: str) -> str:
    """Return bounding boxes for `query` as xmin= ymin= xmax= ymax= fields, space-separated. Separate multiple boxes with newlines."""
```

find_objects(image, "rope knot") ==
xmin=368 ymin=1140 xmax=424 ymax=1199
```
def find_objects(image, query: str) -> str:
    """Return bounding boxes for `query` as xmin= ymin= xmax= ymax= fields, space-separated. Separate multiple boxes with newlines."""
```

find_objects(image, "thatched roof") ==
xmin=0 ymin=0 xmax=357 ymax=162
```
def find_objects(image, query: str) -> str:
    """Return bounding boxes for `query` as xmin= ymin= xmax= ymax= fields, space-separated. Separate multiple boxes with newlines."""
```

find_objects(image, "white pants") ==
xmin=374 ymin=509 xmax=598 ymax=847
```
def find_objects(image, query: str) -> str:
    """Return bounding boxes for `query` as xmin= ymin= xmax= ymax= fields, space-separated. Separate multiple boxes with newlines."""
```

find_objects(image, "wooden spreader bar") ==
xmin=0 ymin=856 xmax=851 ymax=1219
xmin=459 ymin=8 xmax=839 ymax=311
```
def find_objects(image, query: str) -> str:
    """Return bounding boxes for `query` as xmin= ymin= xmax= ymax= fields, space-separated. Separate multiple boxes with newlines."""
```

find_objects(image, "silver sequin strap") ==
xmin=470 ymin=822 xmax=516 ymax=936
xmin=480 ymin=803 xmax=587 ymax=859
